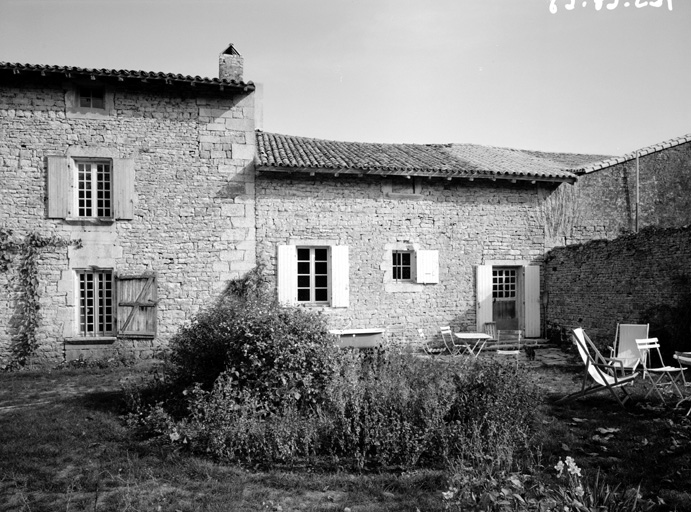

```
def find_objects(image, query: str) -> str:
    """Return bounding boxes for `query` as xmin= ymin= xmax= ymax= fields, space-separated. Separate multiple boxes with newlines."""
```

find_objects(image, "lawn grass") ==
xmin=0 ymin=364 xmax=447 ymax=511
xmin=2 ymin=358 xmax=691 ymax=511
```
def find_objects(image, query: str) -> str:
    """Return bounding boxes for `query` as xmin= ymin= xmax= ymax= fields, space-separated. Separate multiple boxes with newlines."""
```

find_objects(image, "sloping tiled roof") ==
xmin=0 ymin=62 xmax=254 ymax=92
xmin=574 ymin=133 xmax=691 ymax=174
xmin=255 ymin=131 xmax=609 ymax=183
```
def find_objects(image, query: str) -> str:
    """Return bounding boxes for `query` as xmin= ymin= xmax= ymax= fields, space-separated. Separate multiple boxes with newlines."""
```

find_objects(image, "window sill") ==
xmin=384 ymin=192 xmax=424 ymax=200
xmin=64 ymin=336 xmax=117 ymax=345
xmin=385 ymin=282 xmax=425 ymax=293
xmin=65 ymin=108 xmax=113 ymax=120
xmin=64 ymin=217 xmax=116 ymax=225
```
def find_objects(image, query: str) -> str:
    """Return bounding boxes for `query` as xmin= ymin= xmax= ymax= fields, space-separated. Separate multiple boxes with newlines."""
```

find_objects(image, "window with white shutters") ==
xmin=277 ymin=244 xmax=349 ymax=308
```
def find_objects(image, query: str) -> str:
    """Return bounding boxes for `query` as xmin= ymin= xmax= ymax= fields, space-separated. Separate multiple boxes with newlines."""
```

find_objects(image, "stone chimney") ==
xmin=219 ymin=43 xmax=244 ymax=82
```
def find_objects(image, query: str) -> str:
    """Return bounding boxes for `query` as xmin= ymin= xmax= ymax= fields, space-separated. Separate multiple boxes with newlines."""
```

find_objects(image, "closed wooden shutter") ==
xmin=476 ymin=265 xmax=493 ymax=332
xmin=330 ymin=245 xmax=349 ymax=308
xmin=47 ymin=156 xmax=72 ymax=218
xmin=277 ymin=245 xmax=297 ymax=306
xmin=415 ymin=250 xmax=439 ymax=284
xmin=113 ymin=158 xmax=135 ymax=220
xmin=524 ymin=265 xmax=541 ymax=338
xmin=117 ymin=273 xmax=157 ymax=337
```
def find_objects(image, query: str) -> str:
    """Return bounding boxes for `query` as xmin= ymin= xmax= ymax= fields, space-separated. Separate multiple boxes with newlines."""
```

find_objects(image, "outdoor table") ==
xmin=454 ymin=332 xmax=492 ymax=358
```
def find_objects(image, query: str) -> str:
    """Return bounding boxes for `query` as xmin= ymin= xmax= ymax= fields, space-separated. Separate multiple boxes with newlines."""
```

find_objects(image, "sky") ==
xmin=0 ymin=0 xmax=689 ymax=156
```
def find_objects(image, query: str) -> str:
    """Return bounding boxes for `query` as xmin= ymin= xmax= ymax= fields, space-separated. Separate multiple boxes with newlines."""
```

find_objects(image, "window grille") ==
xmin=492 ymin=268 xmax=517 ymax=299
xmin=77 ymin=161 xmax=112 ymax=218
xmin=296 ymin=247 xmax=329 ymax=303
xmin=392 ymin=251 xmax=412 ymax=281
xmin=79 ymin=86 xmax=105 ymax=109
xmin=78 ymin=270 xmax=114 ymax=336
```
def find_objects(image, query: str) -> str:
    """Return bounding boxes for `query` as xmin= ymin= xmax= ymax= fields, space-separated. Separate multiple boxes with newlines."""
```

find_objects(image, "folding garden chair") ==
xmin=555 ymin=328 xmax=638 ymax=408
xmin=496 ymin=330 xmax=523 ymax=367
xmin=417 ymin=328 xmax=444 ymax=356
xmin=439 ymin=326 xmax=459 ymax=356
xmin=673 ymin=352 xmax=691 ymax=416
xmin=635 ymin=338 xmax=684 ymax=402
xmin=608 ymin=323 xmax=648 ymax=374
xmin=673 ymin=351 xmax=691 ymax=387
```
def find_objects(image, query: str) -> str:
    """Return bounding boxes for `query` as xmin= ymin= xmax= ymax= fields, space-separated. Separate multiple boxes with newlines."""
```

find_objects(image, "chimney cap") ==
xmin=221 ymin=44 xmax=241 ymax=56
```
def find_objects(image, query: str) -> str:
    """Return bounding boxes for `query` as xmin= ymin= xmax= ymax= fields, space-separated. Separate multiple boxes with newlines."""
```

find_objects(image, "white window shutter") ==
xmin=47 ymin=156 xmax=72 ymax=218
xmin=524 ymin=265 xmax=541 ymax=338
xmin=330 ymin=245 xmax=349 ymax=308
xmin=415 ymin=250 xmax=439 ymax=284
xmin=476 ymin=265 xmax=493 ymax=332
xmin=277 ymin=245 xmax=297 ymax=306
xmin=113 ymin=158 xmax=135 ymax=220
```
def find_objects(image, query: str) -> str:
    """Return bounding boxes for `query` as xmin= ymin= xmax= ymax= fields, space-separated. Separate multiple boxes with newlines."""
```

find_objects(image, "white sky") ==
xmin=1 ymin=0 xmax=688 ymax=155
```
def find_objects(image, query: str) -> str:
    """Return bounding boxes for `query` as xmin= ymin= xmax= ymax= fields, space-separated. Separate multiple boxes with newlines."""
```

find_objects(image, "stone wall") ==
xmin=544 ymin=226 xmax=691 ymax=353
xmin=544 ymin=141 xmax=691 ymax=247
xmin=0 ymin=76 xmax=256 ymax=363
xmin=256 ymin=173 xmax=553 ymax=343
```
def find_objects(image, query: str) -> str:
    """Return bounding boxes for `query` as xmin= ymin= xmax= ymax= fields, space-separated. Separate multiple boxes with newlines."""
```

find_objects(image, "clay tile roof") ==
xmin=574 ymin=133 xmax=691 ymax=174
xmin=255 ymin=131 xmax=609 ymax=183
xmin=0 ymin=62 xmax=254 ymax=91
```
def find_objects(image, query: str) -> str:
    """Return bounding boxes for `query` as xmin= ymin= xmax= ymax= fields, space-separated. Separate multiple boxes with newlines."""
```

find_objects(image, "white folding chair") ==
xmin=635 ymin=338 xmax=684 ymax=402
xmin=673 ymin=351 xmax=691 ymax=416
xmin=496 ymin=330 xmax=523 ymax=367
xmin=608 ymin=323 xmax=647 ymax=374
xmin=418 ymin=328 xmax=444 ymax=356
xmin=439 ymin=326 xmax=459 ymax=356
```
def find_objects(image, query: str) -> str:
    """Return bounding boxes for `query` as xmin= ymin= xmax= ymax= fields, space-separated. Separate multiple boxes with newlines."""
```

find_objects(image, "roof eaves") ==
xmin=0 ymin=62 xmax=255 ymax=92
xmin=574 ymin=133 xmax=691 ymax=174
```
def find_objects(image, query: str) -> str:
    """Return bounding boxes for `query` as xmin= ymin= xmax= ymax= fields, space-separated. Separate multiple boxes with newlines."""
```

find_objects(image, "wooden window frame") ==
xmin=76 ymin=269 xmax=115 ymax=337
xmin=75 ymin=159 xmax=113 ymax=220
xmin=392 ymin=250 xmax=414 ymax=282
xmin=78 ymin=86 xmax=106 ymax=109
xmin=296 ymin=246 xmax=331 ymax=305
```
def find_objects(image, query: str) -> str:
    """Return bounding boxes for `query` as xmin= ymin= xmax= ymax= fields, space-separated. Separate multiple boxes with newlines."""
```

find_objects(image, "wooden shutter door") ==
xmin=524 ymin=265 xmax=541 ymax=338
xmin=415 ymin=250 xmax=439 ymax=284
xmin=476 ymin=265 xmax=493 ymax=332
xmin=47 ymin=156 xmax=72 ymax=218
xmin=277 ymin=245 xmax=297 ymax=306
xmin=113 ymin=158 xmax=135 ymax=220
xmin=330 ymin=245 xmax=349 ymax=308
xmin=117 ymin=273 xmax=157 ymax=337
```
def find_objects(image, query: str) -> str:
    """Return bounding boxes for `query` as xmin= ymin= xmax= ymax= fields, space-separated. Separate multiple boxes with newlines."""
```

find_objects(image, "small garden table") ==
xmin=454 ymin=332 xmax=493 ymax=358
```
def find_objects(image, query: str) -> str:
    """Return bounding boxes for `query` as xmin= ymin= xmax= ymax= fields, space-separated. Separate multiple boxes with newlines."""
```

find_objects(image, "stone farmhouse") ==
xmin=0 ymin=45 xmax=258 ymax=362
xmin=1 ymin=46 xmax=689 ymax=363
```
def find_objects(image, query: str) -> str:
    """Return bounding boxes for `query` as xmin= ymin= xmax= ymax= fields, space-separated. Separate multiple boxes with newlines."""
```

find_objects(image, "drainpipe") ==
xmin=635 ymin=150 xmax=640 ymax=233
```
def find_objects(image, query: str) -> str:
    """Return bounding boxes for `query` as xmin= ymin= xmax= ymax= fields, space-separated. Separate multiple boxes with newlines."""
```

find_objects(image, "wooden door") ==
xmin=492 ymin=267 xmax=519 ymax=330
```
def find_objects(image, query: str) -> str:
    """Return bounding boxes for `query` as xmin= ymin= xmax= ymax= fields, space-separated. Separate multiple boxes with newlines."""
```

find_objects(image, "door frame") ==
xmin=476 ymin=260 xmax=541 ymax=337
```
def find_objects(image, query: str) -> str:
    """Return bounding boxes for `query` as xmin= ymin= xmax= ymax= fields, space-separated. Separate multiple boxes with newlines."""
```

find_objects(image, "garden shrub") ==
xmin=144 ymin=349 xmax=540 ymax=470
xmin=165 ymin=267 xmax=338 ymax=411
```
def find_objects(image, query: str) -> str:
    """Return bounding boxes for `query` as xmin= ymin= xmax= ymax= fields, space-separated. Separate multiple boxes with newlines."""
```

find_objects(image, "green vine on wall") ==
xmin=1 ymin=229 xmax=80 ymax=366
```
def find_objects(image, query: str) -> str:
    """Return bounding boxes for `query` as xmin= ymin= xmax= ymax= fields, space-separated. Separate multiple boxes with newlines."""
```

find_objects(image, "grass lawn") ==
xmin=1 ymin=355 xmax=691 ymax=511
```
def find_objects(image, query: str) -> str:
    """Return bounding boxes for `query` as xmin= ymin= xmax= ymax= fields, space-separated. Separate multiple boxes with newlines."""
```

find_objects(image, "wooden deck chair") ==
xmin=439 ymin=326 xmax=459 ymax=356
xmin=555 ymin=328 xmax=638 ymax=408
xmin=496 ymin=330 xmax=523 ymax=367
xmin=635 ymin=338 xmax=684 ymax=402
xmin=609 ymin=323 xmax=648 ymax=374
xmin=417 ymin=328 xmax=444 ymax=356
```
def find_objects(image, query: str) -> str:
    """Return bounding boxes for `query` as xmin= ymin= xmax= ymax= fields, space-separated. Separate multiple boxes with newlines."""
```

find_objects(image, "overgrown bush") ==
xmin=133 ymin=348 xmax=540 ymax=470
xmin=165 ymin=267 xmax=338 ymax=411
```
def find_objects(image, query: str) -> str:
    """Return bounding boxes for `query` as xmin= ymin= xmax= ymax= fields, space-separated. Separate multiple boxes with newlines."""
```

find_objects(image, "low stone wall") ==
xmin=544 ymin=225 xmax=691 ymax=353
